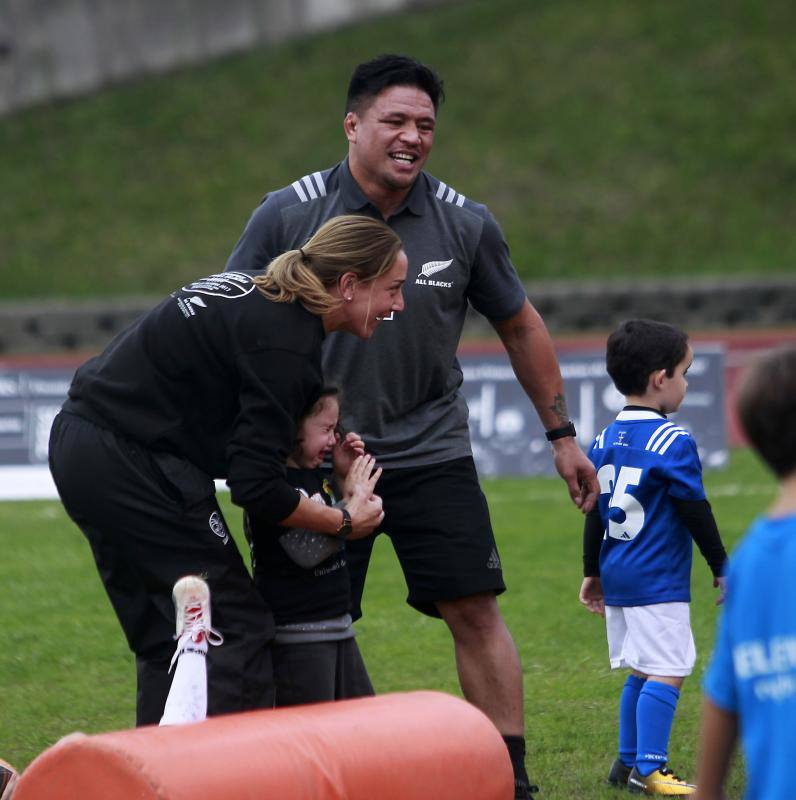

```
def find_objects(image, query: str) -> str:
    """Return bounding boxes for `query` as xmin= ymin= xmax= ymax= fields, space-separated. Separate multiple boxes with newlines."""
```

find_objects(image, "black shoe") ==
xmin=0 ymin=758 xmax=18 ymax=800
xmin=515 ymin=777 xmax=540 ymax=797
xmin=607 ymin=758 xmax=632 ymax=788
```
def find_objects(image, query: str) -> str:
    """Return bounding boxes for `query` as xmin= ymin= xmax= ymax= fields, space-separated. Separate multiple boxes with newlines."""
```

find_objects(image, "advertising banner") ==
xmin=460 ymin=345 xmax=726 ymax=477
xmin=0 ymin=345 xmax=726 ymax=499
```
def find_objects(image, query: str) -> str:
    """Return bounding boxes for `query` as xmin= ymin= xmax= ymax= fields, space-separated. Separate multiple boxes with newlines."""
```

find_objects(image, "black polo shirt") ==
xmin=226 ymin=160 xmax=527 ymax=467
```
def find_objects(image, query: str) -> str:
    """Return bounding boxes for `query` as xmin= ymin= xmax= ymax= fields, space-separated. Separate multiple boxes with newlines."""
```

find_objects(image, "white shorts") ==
xmin=605 ymin=602 xmax=696 ymax=678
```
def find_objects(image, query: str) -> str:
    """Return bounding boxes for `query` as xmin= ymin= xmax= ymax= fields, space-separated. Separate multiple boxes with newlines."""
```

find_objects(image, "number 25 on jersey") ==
xmin=597 ymin=465 xmax=646 ymax=541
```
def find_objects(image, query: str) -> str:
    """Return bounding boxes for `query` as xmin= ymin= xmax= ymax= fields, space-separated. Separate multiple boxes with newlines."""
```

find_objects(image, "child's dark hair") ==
xmin=346 ymin=54 xmax=445 ymax=114
xmin=302 ymin=386 xmax=346 ymax=438
xmin=302 ymin=386 xmax=339 ymax=418
xmin=606 ymin=319 xmax=690 ymax=396
xmin=736 ymin=345 xmax=796 ymax=479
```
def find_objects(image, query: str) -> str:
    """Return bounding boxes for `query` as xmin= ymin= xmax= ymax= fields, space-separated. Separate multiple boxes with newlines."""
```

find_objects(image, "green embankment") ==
xmin=1 ymin=0 xmax=794 ymax=299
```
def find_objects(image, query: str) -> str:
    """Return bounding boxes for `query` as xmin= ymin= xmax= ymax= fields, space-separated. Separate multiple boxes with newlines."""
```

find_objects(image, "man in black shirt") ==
xmin=226 ymin=55 xmax=599 ymax=797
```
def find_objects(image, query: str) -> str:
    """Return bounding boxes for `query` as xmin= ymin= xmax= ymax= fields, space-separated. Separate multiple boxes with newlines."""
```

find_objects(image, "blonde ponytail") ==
xmin=254 ymin=250 xmax=335 ymax=315
xmin=254 ymin=215 xmax=402 ymax=316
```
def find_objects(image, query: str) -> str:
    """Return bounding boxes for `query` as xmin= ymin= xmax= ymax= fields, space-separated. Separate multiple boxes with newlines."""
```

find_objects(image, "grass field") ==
xmin=0 ymin=448 xmax=773 ymax=797
xmin=2 ymin=0 xmax=795 ymax=298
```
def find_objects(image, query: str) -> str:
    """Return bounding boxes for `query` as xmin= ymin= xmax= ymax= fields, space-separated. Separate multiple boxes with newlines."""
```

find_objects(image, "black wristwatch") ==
xmin=336 ymin=507 xmax=353 ymax=539
xmin=545 ymin=421 xmax=577 ymax=442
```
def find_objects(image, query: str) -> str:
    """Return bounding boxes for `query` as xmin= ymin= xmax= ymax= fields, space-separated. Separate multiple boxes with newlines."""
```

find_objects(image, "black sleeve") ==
xmin=672 ymin=497 xmax=727 ymax=577
xmin=582 ymin=508 xmax=604 ymax=577
xmin=226 ymin=348 xmax=317 ymax=522
xmin=468 ymin=209 xmax=527 ymax=322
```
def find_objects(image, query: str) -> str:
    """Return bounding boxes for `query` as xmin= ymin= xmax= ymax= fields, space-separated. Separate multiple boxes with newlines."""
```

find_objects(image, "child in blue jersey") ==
xmin=579 ymin=319 xmax=727 ymax=796
xmin=694 ymin=346 xmax=796 ymax=800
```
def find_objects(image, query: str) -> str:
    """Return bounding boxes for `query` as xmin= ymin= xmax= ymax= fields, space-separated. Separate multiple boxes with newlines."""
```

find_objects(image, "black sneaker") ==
xmin=0 ymin=758 xmax=18 ymax=800
xmin=515 ymin=777 xmax=540 ymax=797
xmin=607 ymin=758 xmax=632 ymax=788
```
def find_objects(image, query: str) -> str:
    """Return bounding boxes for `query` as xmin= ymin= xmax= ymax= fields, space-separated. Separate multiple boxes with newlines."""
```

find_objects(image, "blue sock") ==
xmin=618 ymin=674 xmax=646 ymax=768
xmin=635 ymin=681 xmax=680 ymax=776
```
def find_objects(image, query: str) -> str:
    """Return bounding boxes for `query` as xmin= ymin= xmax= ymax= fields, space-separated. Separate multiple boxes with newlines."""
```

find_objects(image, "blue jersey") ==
xmin=589 ymin=409 xmax=706 ymax=606
xmin=703 ymin=514 xmax=796 ymax=800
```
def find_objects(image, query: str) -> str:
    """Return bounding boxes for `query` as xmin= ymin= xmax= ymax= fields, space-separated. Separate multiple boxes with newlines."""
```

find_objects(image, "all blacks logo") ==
xmin=182 ymin=272 xmax=255 ymax=299
xmin=209 ymin=511 xmax=230 ymax=544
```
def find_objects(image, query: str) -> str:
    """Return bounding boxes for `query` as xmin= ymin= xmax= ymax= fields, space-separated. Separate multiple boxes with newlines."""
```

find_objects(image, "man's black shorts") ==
xmin=346 ymin=456 xmax=505 ymax=618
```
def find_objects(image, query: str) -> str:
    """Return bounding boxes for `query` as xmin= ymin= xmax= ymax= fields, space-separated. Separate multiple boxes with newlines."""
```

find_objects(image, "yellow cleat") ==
xmin=627 ymin=765 xmax=695 ymax=795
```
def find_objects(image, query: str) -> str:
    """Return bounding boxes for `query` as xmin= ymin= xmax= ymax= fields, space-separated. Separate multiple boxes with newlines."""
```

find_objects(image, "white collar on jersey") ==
xmin=616 ymin=409 xmax=667 ymax=421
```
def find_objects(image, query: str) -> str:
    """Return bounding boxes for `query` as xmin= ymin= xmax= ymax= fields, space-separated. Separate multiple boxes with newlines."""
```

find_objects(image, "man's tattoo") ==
xmin=550 ymin=393 xmax=569 ymax=424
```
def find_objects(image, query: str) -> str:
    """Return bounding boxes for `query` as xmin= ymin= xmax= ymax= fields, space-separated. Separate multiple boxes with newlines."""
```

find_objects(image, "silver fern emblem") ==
xmin=420 ymin=259 xmax=453 ymax=277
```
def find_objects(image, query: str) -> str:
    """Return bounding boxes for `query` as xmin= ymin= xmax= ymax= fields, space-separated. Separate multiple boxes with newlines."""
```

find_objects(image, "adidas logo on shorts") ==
xmin=487 ymin=548 xmax=501 ymax=570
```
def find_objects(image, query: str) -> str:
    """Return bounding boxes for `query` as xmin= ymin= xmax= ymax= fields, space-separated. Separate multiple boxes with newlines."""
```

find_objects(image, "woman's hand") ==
xmin=333 ymin=431 xmax=366 ymax=490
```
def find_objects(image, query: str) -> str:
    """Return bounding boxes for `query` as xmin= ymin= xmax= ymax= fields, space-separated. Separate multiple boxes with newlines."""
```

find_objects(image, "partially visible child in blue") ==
xmin=245 ymin=386 xmax=381 ymax=706
xmin=695 ymin=345 xmax=796 ymax=800
xmin=578 ymin=319 xmax=727 ymax=795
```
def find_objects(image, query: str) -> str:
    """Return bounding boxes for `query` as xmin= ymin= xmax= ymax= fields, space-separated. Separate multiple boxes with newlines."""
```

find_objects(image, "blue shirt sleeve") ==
xmin=665 ymin=435 xmax=707 ymax=501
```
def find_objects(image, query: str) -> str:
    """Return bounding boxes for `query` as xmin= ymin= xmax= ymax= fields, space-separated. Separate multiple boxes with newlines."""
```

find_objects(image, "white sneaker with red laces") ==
xmin=173 ymin=576 xmax=223 ymax=649
xmin=160 ymin=575 xmax=224 ymax=726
